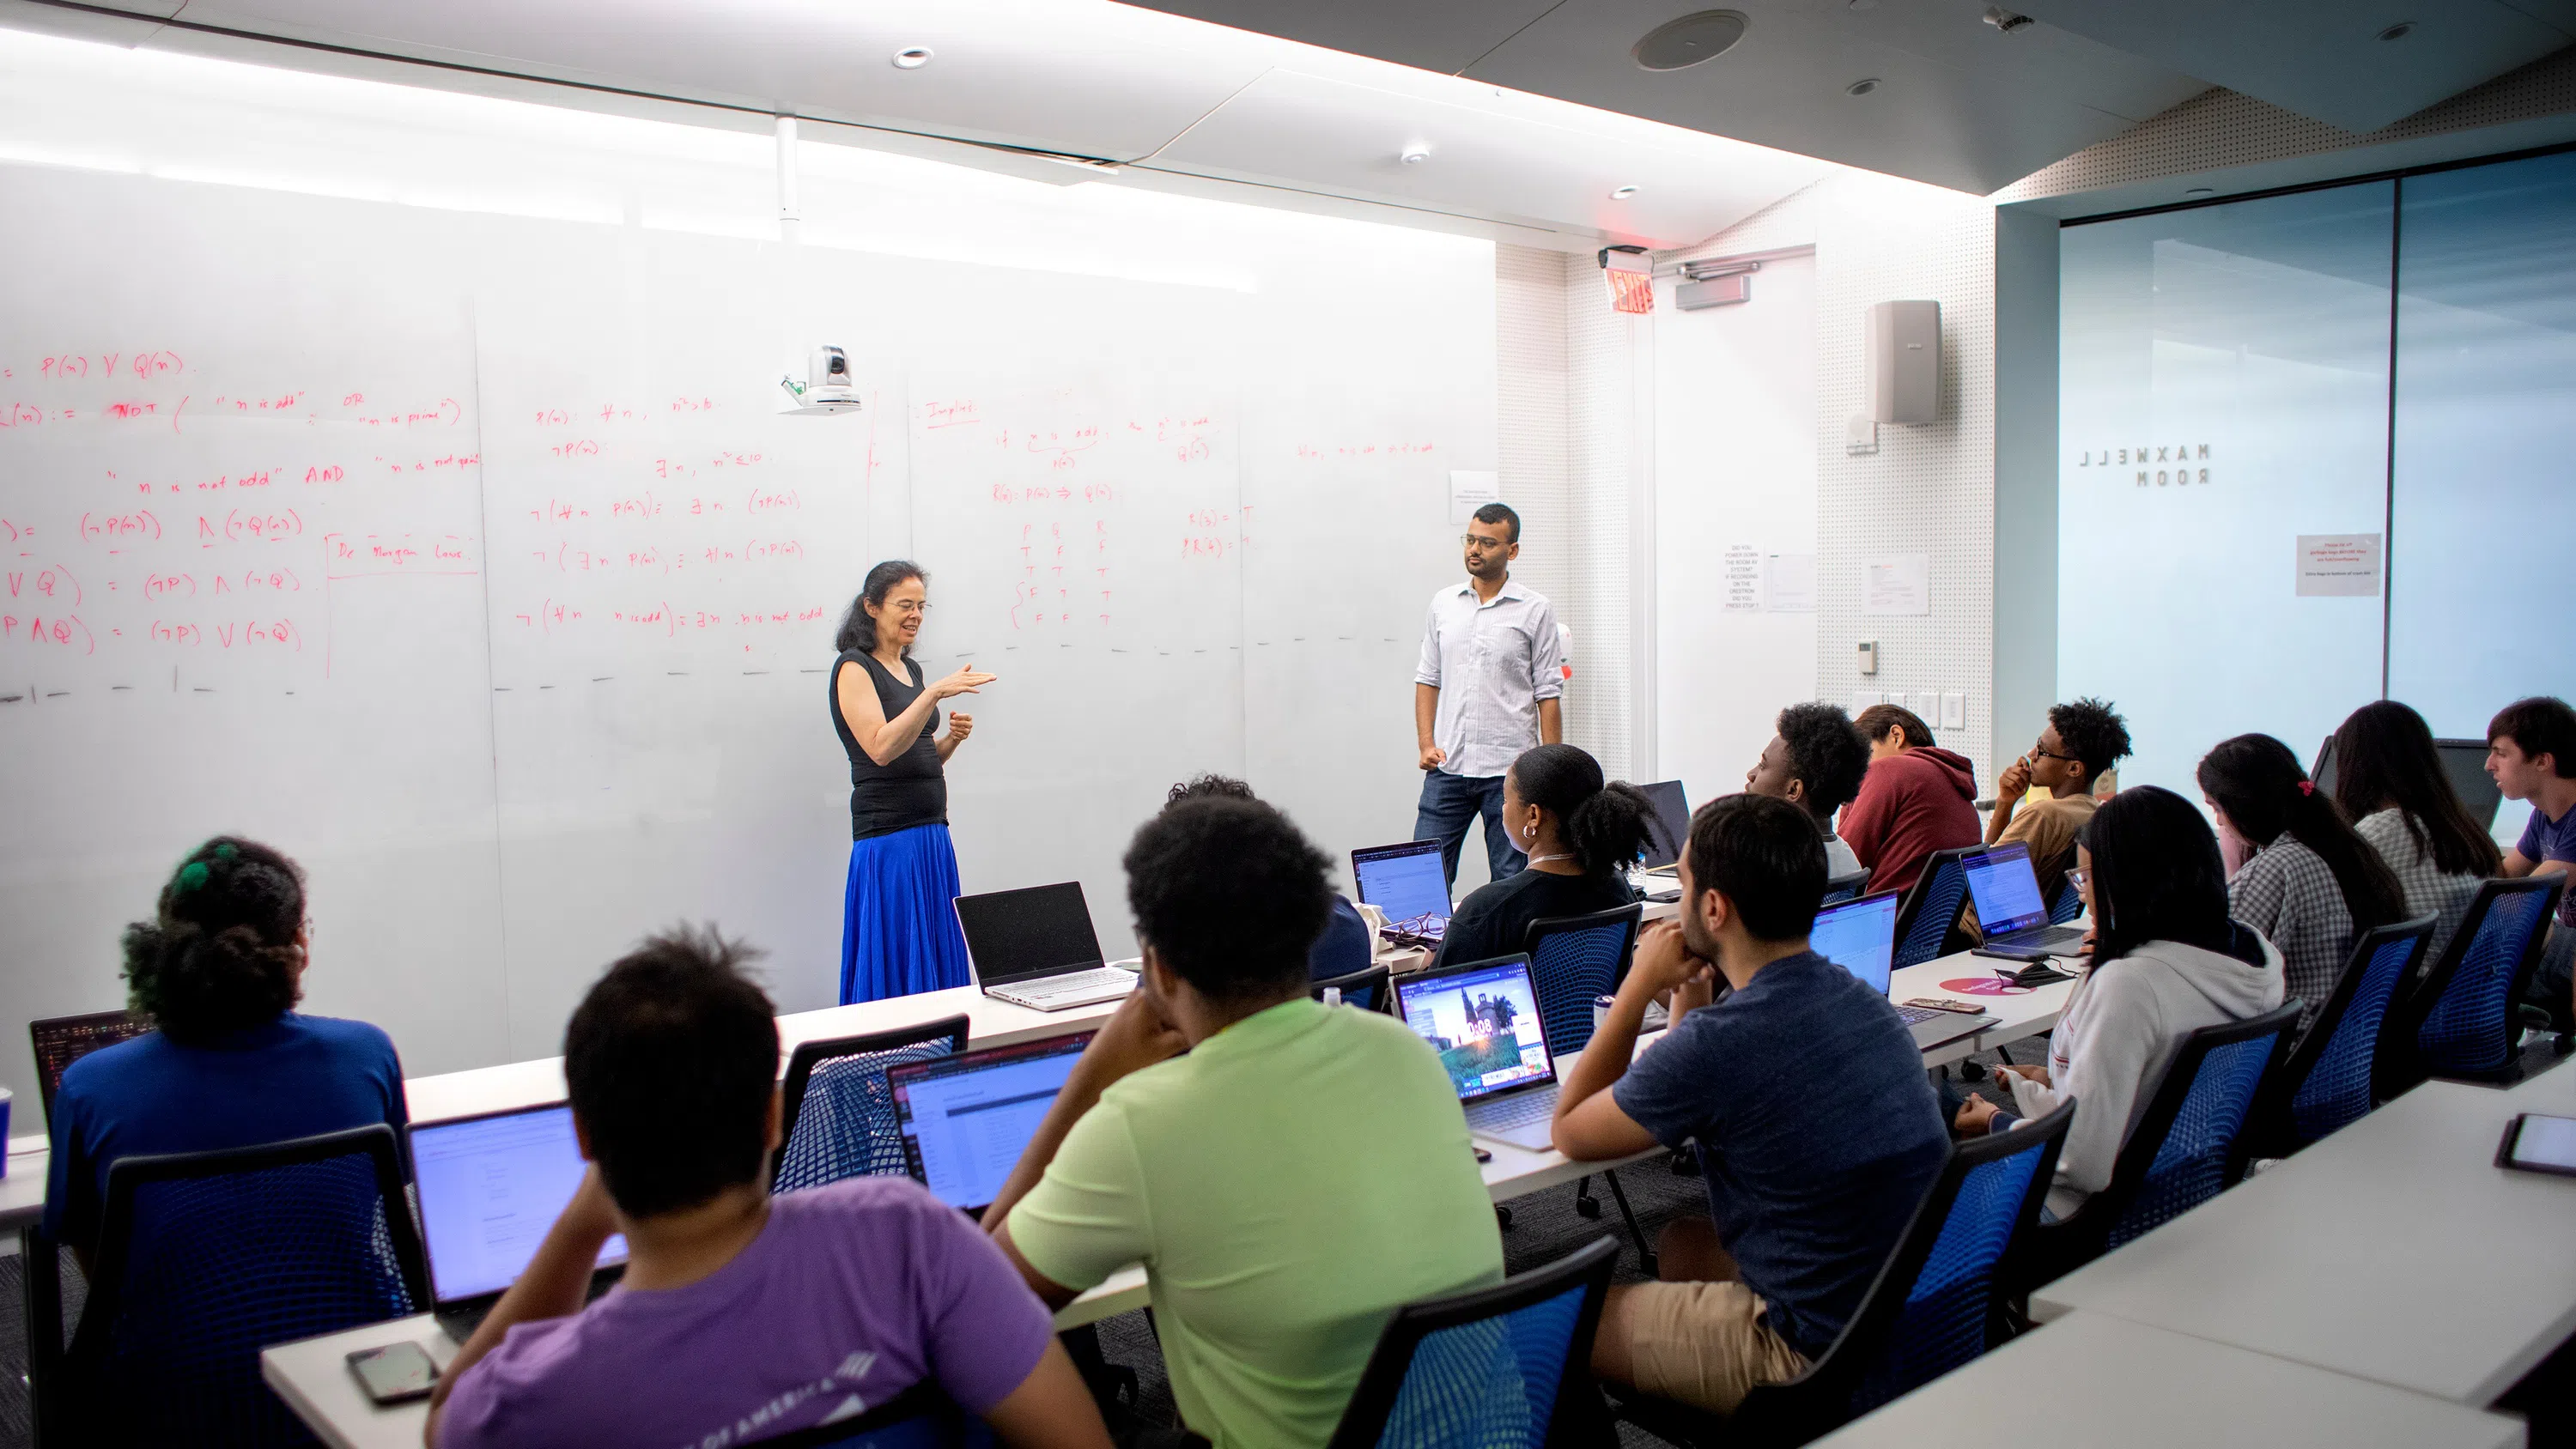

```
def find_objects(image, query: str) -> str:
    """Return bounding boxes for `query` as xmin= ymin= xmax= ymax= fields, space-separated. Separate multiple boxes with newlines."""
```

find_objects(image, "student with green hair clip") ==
xmin=43 ymin=836 xmax=407 ymax=1262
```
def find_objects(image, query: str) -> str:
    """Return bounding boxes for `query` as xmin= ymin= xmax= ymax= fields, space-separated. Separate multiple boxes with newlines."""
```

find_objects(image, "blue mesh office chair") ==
xmin=2045 ymin=877 xmax=2084 ymax=925
xmin=1314 ymin=964 xmax=1394 ymax=1014
xmin=1821 ymin=870 xmax=1871 ymax=906
xmin=2249 ymin=917 xmax=2433 ymax=1159
xmin=2032 ymin=1000 xmax=2303 ymax=1284
xmin=750 ymin=1384 xmax=998 ymax=1447
xmin=36 ymin=1124 xmax=426 ymax=1448
xmin=2379 ymin=877 xmax=2563 ymax=1096
xmin=773 ymin=1015 xmax=970 ymax=1192
xmin=1325 ymin=1236 xmax=1617 ymax=1449
xmin=1615 ymin=1102 xmax=2075 ymax=1448
xmin=1523 ymin=907 xmax=1650 ymax=1268
xmin=1890 ymin=848 xmax=1980 ymax=970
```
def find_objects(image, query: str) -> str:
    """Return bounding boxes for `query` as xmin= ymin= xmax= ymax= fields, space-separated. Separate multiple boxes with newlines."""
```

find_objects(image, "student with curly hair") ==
xmin=1163 ymin=773 xmax=1373 ymax=983
xmin=986 ymin=797 xmax=1502 ymax=1447
xmin=43 ymin=837 xmax=405 ymax=1258
xmin=1745 ymin=702 xmax=1871 ymax=878
xmin=1986 ymin=697 xmax=2132 ymax=904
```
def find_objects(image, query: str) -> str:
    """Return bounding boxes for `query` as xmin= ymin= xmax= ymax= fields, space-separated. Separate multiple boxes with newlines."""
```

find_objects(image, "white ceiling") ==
xmin=0 ymin=0 xmax=1842 ymax=250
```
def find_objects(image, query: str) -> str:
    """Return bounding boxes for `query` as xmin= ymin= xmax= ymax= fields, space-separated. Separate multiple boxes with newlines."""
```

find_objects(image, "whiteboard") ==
xmin=0 ymin=160 xmax=1495 ymax=1117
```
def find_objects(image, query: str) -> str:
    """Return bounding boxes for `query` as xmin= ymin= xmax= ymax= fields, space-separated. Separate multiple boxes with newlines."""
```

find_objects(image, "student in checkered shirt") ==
xmin=2198 ymin=734 xmax=2406 ymax=1035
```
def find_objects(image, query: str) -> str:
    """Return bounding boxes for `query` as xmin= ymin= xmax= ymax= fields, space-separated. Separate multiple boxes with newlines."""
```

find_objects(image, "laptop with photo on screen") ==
xmin=953 ymin=881 xmax=1136 ymax=1011
xmin=1391 ymin=954 xmax=1561 ymax=1150
xmin=1959 ymin=841 xmax=2089 ymax=954
xmin=1809 ymin=890 xmax=1989 ymax=1050
xmin=412 ymin=1102 xmax=630 ymax=1343
xmin=1352 ymin=840 xmax=1455 ymax=947
xmin=887 ymin=1032 xmax=1094 ymax=1219
xmin=1636 ymin=780 xmax=1691 ymax=877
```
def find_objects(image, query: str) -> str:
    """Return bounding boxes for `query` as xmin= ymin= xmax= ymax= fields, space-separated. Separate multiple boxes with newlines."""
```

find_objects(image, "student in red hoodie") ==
xmin=1841 ymin=704 xmax=1981 ymax=898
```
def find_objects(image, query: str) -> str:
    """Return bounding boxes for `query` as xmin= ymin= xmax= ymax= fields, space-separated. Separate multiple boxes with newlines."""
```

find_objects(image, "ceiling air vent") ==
xmin=1632 ymin=11 xmax=1749 ymax=71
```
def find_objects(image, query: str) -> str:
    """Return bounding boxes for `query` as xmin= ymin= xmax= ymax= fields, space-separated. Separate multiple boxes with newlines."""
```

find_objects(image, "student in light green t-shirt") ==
xmin=985 ymin=796 xmax=1504 ymax=1449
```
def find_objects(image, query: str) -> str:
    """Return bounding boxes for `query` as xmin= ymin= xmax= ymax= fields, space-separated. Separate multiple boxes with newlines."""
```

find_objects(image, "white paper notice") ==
xmin=1449 ymin=470 xmax=1500 ymax=527
xmin=1863 ymin=554 xmax=1930 ymax=616
xmin=2296 ymin=533 xmax=2383 ymax=597
xmin=1722 ymin=544 xmax=1762 ymax=612
xmin=1764 ymin=553 xmax=1816 ymax=614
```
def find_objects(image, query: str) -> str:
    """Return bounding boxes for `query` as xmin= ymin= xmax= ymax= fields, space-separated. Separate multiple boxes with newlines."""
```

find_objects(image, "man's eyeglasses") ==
xmin=1461 ymin=534 xmax=1510 ymax=550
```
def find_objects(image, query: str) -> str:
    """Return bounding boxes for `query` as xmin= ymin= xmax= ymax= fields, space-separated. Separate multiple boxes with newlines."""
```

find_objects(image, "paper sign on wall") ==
xmin=2296 ymin=533 xmax=2382 ymax=597
xmin=1449 ymin=470 xmax=1500 ymax=527
xmin=1863 ymin=554 xmax=1930 ymax=616
xmin=1765 ymin=553 xmax=1816 ymax=614
xmin=1722 ymin=544 xmax=1762 ymax=612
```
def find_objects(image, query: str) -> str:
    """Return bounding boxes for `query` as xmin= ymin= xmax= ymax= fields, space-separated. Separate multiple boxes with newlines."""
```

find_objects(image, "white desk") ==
xmin=1813 ymin=1311 xmax=2524 ymax=1448
xmin=2033 ymin=1058 xmax=2576 ymax=1407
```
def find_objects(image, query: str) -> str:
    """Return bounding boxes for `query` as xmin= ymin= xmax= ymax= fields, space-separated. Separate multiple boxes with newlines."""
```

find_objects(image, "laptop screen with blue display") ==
xmin=1960 ymin=842 xmax=2050 ymax=938
xmin=1352 ymin=841 xmax=1452 ymax=930
xmin=1810 ymin=891 xmax=1902 ymax=996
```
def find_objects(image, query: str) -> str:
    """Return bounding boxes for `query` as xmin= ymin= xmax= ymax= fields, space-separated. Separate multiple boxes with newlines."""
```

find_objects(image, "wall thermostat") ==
xmin=1856 ymin=640 xmax=1878 ymax=676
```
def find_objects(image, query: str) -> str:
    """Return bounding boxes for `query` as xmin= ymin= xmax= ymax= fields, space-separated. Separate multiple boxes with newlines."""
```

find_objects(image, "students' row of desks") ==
xmin=1816 ymin=1056 xmax=2576 ymax=1447
xmin=252 ymin=940 xmax=2076 ymax=1449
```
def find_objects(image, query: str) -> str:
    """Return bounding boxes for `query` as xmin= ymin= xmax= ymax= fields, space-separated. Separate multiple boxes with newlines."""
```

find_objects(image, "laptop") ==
xmin=1636 ymin=780 xmax=1691 ymax=877
xmin=888 ymin=1033 xmax=1093 ymax=1217
xmin=1352 ymin=840 xmax=1454 ymax=946
xmin=29 ymin=1009 xmax=154 ymax=1117
xmin=954 ymin=882 xmax=1136 ymax=1011
xmin=1811 ymin=891 xmax=1989 ymax=1050
xmin=1959 ymin=841 xmax=2090 ymax=954
xmin=2313 ymin=734 xmax=2505 ymax=829
xmin=412 ymin=1102 xmax=629 ymax=1343
xmin=1393 ymin=955 xmax=1561 ymax=1150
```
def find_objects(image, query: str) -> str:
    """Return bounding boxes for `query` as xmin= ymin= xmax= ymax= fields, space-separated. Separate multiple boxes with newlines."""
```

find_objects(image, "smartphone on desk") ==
xmin=2497 ymin=1114 xmax=2576 ymax=1179
xmin=348 ymin=1341 xmax=439 ymax=1406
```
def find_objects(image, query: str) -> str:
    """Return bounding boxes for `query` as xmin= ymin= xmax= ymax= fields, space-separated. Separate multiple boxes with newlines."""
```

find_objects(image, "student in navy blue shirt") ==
xmin=1164 ymin=775 xmax=1372 ymax=981
xmin=44 ymin=837 xmax=406 ymax=1258
xmin=2490 ymin=697 xmax=2576 ymax=1021
xmin=1552 ymin=794 xmax=1947 ymax=1417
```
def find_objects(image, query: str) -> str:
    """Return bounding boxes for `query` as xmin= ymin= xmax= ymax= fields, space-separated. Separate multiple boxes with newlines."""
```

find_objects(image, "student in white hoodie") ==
xmin=1954 ymin=786 xmax=2286 ymax=1220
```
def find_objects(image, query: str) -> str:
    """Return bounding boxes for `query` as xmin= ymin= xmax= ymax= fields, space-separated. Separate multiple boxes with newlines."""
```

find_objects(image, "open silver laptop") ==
xmin=955 ymin=882 xmax=1136 ymax=1011
xmin=413 ymin=1102 xmax=629 ymax=1343
xmin=1812 ymin=890 xmax=1989 ymax=1050
xmin=1394 ymin=954 xmax=1562 ymax=1150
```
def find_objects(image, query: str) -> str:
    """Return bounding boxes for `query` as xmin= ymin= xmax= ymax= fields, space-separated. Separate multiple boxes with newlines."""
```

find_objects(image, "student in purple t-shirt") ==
xmin=2489 ymin=697 xmax=2576 ymax=1017
xmin=427 ymin=927 xmax=1110 ymax=1449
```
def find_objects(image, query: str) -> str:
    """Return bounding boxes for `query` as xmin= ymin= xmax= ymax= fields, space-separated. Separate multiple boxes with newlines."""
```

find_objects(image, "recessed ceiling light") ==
xmin=2185 ymin=186 xmax=2215 ymax=197
xmin=1848 ymin=0 xmax=1877 ymax=9
xmin=2377 ymin=21 xmax=2415 ymax=40
xmin=1845 ymin=77 xmax=1881 ymax=96
xmin=1631 ymin=10 xmax=1749 ymax=71
xmin=891 ymin=47 xmax=934 ymax=70
xmin=1610 ymin=185 xmax=1641 ymax=200
xmin=1400 ymin=146 xmax=1431 ymax=166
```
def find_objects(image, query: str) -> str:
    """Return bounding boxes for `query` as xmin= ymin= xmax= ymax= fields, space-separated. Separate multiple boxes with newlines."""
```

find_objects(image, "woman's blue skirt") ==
xmin=840 ymin=822 xmax=974 ymax=1003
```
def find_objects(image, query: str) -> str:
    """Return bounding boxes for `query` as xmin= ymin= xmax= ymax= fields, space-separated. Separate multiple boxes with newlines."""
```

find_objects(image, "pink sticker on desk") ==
xmin=1941 ymin=977 xmax=2032 ymax=997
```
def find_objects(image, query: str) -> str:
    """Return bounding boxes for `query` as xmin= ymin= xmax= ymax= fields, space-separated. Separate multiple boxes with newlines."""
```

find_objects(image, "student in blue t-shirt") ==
xmin=2488 ymin=697 xmax=2576 ymax=1017
xmin=1551 ymin=794 xmax=1947 ymax=1417
xmin=43 ymin=837 xmax=407 ymax=1259
xmin=1164 ymin=774 xmax=1372 ymax=981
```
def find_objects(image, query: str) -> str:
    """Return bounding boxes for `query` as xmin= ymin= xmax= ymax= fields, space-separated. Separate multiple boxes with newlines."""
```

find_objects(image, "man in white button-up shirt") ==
xmin=1413 ymin=503 xmax=1564 ymax=888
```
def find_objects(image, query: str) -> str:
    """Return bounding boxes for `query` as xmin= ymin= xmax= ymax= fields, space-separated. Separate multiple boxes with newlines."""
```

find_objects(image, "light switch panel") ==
xmin=1941 ymin=692 xmax=1966 ymax=731
xmin=1907 ymin=691 xmax=1939 ymax=720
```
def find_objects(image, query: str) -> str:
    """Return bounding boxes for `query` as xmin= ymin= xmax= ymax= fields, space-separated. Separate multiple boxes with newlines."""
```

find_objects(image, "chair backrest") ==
xmin=70 ymin=1124 xmax=428 ymax=1449
xmin=1821 ymin=869 xmax=1872 ymax=906
xmin=750 ymin=1384 xmax=996 ymax=1447
xmin=2094 ymin=1000 xmax=2304 ymax=1252
xmin=1736 ymin=1101 xmax=2074 ymax=1440
xmin=773 ymin=1015 xmax=971 ymax=1192
xmin=1890 ymin=847 xmax=1980 ymax=970
xmin=29 ymin=1008 xmax=154 ymax=1117
xmin=2391 ymin=876 xmax=2564 ymax=1085
xmin=1522 ymin=906 xmax=1643 ymax=1055
xmin=1314 ymin=964 xmax=1394 ymax=1015
xmin=2257 ymin=916 xmax=2432 ymax=1152
xmin=1326 ymin=1236 xmax=1618 ymax=1449
xmin=2044 ymin=864 xmax=2085 ymax=925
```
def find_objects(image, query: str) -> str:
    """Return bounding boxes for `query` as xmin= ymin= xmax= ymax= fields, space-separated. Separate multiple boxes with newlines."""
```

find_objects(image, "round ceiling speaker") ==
xmin=1632 ymin=10 xmax=1749 ymax=71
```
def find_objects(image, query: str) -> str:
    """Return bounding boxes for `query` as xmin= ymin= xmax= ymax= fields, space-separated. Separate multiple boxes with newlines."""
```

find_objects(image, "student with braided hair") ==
xmin=42 ymin=837 xmax=406 ymax=1258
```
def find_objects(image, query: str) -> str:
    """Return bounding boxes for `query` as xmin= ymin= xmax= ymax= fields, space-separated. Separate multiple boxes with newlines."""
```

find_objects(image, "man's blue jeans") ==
xmin=1415 ymin=769 xmax=1525 ymax=888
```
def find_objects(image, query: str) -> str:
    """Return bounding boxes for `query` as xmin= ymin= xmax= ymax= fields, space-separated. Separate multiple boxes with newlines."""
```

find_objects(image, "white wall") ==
xmin=1649 ymin=252 xmax=1820 ymax=803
